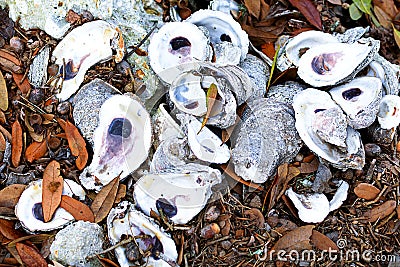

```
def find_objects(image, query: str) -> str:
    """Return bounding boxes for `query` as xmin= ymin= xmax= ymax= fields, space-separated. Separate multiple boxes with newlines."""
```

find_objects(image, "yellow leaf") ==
xmin=0 ymin=71 xmax=7 ymax=111
xmin=198 ymin=83 xmax=218 ymax=134
xmin=392 ymin=24 xmax=400 ymax=49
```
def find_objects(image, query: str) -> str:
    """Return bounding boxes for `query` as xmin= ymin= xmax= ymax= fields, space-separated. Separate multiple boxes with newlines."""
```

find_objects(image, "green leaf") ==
xmin=352 ymin=0 xmax=372 ymax=14
xmin=198 ymin=83 xmax=218 ymax=134
xmin=349 ymin=3 xmax=363 ymax=20
xmin=266 ymin=45 xmax=280 ymax=92
xmin=392 ymin=24 xmax=400 ymax=49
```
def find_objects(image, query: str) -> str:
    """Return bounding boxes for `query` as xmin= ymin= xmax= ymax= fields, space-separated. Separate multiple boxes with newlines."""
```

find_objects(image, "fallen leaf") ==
xmin=311 ymin=230 xmax=339 ymax=251
xmin=0 ymin=131 xmax=5 ymax=151
xmin=198 ymin=83 xmax=218 ymax=134
xmin=244 ymin=0 xmax=261 ymax=18
xmin=220 ymin=164 xmax=265 ymax=192
xmin=7 ymin=234 xmax=51 ymax=265
xmin=60 ymin=195 xmax=95 ymax=222
xmin=42 ymin=160 xmax=64 ymax=222
xmin=97 ymin=256 xmax=120 ymax=267
xmin=267 ymin=216 xmax=297 ymax=235
xmin=271 ymin=225 xmax=314 ymax=252
xmin=15 ymin=243 xmax=47 ymax=267
xmin=241 ymin=24 xmax=278 ymax=41
xmin=11 ymin=120 xmax=23 ymax=167
xmin=0 ymin=71 xmax=7 ymax=111
xmin=362 ymin=200 xmax=396 ymax=222
xmin=0 ymin=219 xmax=24 ymax=241
xmin=373 ymin=0 xmax=398 ymax=18
xmin=287 ymin=0 xmax=322 ymax=30
xmin=25 ymin=140 xmax=47 ymax=163
xmin=12 ymin=73 xmax=31 ymax=95
xmin=392 ymin=24 xmax=400 ymax=49
xmin=260 ymin=42 xmax=275 ymax=60
xmin=0 ymin=49 xmax=22 ymax=73
xmin=243 ymin=208 xmax=265 ymax=228
xmin=115 ymin=184 xmax=126 ymax=204
xmin=349 ymin=3 xmax=363 ymax=20
xmin=65 ymin=120 xmax=88 ymax=170
xmin=328 ymin=0 xmax=342 ymax=4
xmin=266 ymin=44 xmax=280 ymax=92
xmin=0 ymin=184 xmax=25 ymax=215
xmin=397 ymin=205 xmax=400 ymax=219
xmin=0 ymin=124 xmax=11 ymax=140
xmin=374 ymin=5 xmax=392 ymax=28
xmin=354 ymin=183 xmax=380 ymax=200
xmin=299 ymin=158 xmax=319 ymax=173
xmin=91 ymin=176 xmax=119 ymax=223
xmin=271 ymin=67 xmax=298 ymax=86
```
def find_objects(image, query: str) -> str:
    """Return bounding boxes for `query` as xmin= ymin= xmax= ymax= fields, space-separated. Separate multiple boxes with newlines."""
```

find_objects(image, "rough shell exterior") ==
xmin=266 ymin=81 xmax=306 ymax=106
xmin=50 ymin=221 xmax=104 ymax=267
xmin=239 ymin=54 xmax=270 ymax=101
xmin=232 ymin=99 xmax=302 ymax=183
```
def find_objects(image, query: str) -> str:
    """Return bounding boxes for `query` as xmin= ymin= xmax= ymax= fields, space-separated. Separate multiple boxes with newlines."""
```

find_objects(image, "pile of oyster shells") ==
xmin=8 ymin=0 xmax=400 ymax=266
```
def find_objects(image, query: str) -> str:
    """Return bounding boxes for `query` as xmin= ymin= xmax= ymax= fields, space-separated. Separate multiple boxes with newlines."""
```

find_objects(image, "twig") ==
xmin=125 ymin=22 xmax=158 ymax=59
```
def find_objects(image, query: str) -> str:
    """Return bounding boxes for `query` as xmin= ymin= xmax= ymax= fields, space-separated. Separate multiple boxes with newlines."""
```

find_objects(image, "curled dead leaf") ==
xmin=25 ymin=140 xmax=47 ymax=163
xmin=354 ymin=183 xmax=380 ymax=200
xmin=11 ymin=120 xmax=23 ymax=167
xmin=0 ymin=131 xmax=5 ymax=151
xmin=12 ymin=73 xmax=31 ymax=95
xmin=271 ymin=225 xmax=314 ymax=252
xmin=42 ymin=160 xmax=63 ymax=222
xmin=91 ymin=176 xmax=119 ymax=223
xmin=115 ymin=184 xmax=126 ymax=204
xmin=311 ymin=230 xmax=339 ymax=251
xmin=0 ymin=49 xmax=22 ymax=73
xmin=0 ymin=219 xmax=24 ymax=241
xmin=0 ymin=184 xmax=25 ymax=215
xmin=65 ymin=120 xmax=88 ymax=170
xmin=243 ymin=208 xmax=265 ymax=228
xmin=15 ymin=243 xmax=47 ymax=267
xmin=287 ymin=0 xmax=322 ymax=30
xmin=0 ymin=70 xmax=8 ymax=111
xmin=60 ymin=195 xmax=95 ymax=222
xmin=362 ymin=200 xmax=396 ymax=222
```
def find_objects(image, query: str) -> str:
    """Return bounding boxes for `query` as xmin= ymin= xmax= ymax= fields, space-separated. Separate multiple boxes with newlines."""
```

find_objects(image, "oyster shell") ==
xmin=366 ymin=55 xmax=400 ymax=96
xmin=297 ymin=38 xmax=379 ymax=87
xmin=232 ymin=99 xmax=302 ymax=183
xmin=209 ymin=0 xmax=240 ymax=14
xmin=239 ymin=54 xmax=270 ymax=100
xmin=277 ymin=30 xmax=339 ymax=71
xmin=15 ymin=179 xmax=85 ymax=232
xmin=185 ymin=9 xmax=249 ymax=61
xmin=52 ymin=20 xmax=124 ymax=100
xmin=134 ymin=164 xmax=222 ymax=224
xmin=152 ymin=103 xmax=184 ymax=149
xmin=266 ymin=81 xmax=306 ymax=106
xmin=80 ymin=94 xmax=152 ymax=191
xmin=293 ymin=88 xmax=365 ymax=170
xmin=107 ymin=201 xmax=178 ymax=267
xmin=150 ymin=137 xmax=189 ymax=172
xmin=329 ymin=76 xmax=382 ymax=129
xmin=148 ymin=22 xmax=211 ymax=84
xmin=377 ymin=95 xmax=400 ymax=130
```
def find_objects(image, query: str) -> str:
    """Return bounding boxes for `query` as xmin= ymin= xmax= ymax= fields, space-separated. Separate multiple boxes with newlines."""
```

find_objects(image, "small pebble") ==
xmin=364 ymin=143 xmax=381 ymax=157
xmin=9 ymin=36 xmax=24 ymax=54
xmin=28 ymin=87 xmax=45 ymax=105
xmin=204 ymin=205 xmax=220 ymax=222
xmin=57 ymin=102 xmax=71 ymax=115
xmin=200 ymin=223 xmax=220 ymax=239
xmin=220 ymin=240 xmax=232 ymax=250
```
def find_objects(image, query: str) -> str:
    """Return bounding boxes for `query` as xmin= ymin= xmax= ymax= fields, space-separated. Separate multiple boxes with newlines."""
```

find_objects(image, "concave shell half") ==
xmin=80 ymin=94 xmax=151 ymax=191
xmin=53 ymin=20 xmax=124 ymax=100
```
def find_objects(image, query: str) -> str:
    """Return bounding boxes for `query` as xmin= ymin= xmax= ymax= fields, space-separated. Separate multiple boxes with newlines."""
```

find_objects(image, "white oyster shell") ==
xmin=293 ymin=89 xmax=365 ymax=170
xmin=53 ymin=20 xmax=124 ymax=101
xmin=80 ymin=95 xmax=151 ymax=191
xmin=377 ymin=95 xmax=400 ymax=129
xmin=277 ymin=30 xmax=339 ymax=71
xmin=329 ymin=77 xmax=382 ymax=129
xmin=239 ymin=54 xmax=270 ymax=100
xmin=50 ymin=221 xmax=104 ymax=267
xmin=232 ymin=99 xmax=302 ymax=183
xmin=148 ymin=22 xmax=211 ymax=84
xmin=187 ymin=116 xmax=230 ymax=164
xmin=210 ymin=0 xmax=240 ymax=14
xmin=185 ymin=9 xmax=249 ymax=60
xmin=15 ymin=179 xmax=85 ymax=232
xmin=367 ymin=55 xmax=400 ymax=96
xmin=107 ymin=201 xmax=178 ymax=267
xmin=297 ymin=39 xmax=379 ymax=87
xmin=152 ymin=103 xmax=184 ymax=149
xmin=134 ymin=164 xmax=222 ymax=224
xmin=150 ymin=137 xmax=188 ymax=172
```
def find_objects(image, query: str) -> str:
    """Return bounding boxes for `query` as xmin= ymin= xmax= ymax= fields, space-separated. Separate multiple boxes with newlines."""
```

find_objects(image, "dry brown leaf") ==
xmin=15 ymin=243 xmax=47 ymax=267
xmin=60 ymin=195 xmax=95 ymax=222
xmin=97 ymin=256 xmax=120 ymax=267
xmin=374 ymin=5 xmax=392 ymax=28
xmin=0 ymin=49 xmax=22 ymax=73
xmin=260 ymin=42 xmax=275 ymax=60
xmin=0 ymin=219 xmax=24 ymax=241
xmin=115 ymin=184 xmax=126 ymax=204
xmin=354 ymin=183 xmax=380 ymax=200
xmin=0 ymin=184 xmax=25 ymax=215
xmin=25 ymin=140 xmax=47 ymax=163
xmin=91 ymin=176 xmax=119 ymax=223
xmin=299 ymin=158 xmax=319 ymax=173
xmin=42 ymin=160 xmax=64 ymax=222
xmin=271 ymin=225 xmax=314 ymax=252
xmin=287 ymin=0 xmax=322 ymax=30
xmin=0 ymin=131 xmax=5 ymax=151
xmin=220 ymin=164 xmax=264 ymax=192
xmin=244 ymin=0 xmax=261 ymax=18
xmin=311 ymin=230 xmax=339 ymax=251
xmin=12 ymin=73 xmax=31 ymax=95
xmin=373 ymin=0 xmax=398 ymax=18
xmin=397 ymin=205 xmax=400 ymax=219
xmin=11 ymin=120 xmax=22 ymax=167
xmin=243 ymin=208 xmax=265 ymax=228
xmin=363 ymin=200 xmax=396 ymax=222
xmin=65 ymin=120 xmax=88 ymax=170
xmin=241 ymin=24 xmax=278 ymax=41
xmin=0 ymin=71 xmax=7 ymax=111
xmin=7 ymin=234 xmax=51 ymax=265
xmin=392 ymin=24 xmax=400 ymax=49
